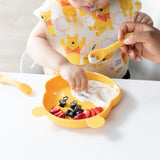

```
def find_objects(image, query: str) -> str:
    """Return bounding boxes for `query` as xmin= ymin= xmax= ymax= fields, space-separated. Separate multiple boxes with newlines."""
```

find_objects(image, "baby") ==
xmin=27 ymin=0 xmax=153 ymax=91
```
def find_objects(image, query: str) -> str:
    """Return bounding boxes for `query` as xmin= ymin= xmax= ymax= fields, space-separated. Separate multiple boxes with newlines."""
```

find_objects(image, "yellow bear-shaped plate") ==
xmin=32 ymin=71 xmax=121 ymax=128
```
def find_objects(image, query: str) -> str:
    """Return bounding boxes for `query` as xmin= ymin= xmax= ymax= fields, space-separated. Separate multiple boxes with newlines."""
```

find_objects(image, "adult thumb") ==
xmin=123 ymin=32 xmax=149 ymax=45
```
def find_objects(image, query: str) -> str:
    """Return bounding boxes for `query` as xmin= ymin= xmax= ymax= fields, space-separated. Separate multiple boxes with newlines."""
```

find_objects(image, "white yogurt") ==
xmin=71 ymin=80 xmax=118 ymax=107
xmin=88 ymin=55 xmax=100 ymax=64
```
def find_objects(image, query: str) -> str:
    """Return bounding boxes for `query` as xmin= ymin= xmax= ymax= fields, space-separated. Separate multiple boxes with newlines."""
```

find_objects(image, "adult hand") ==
xmin=59 ymin=62 xmax=88 ymax=92
xmin=118 ymin=22 xmax=160 ymax=63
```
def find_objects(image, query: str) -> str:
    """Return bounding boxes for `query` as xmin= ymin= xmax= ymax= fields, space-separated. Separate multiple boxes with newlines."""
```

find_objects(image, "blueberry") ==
xmin=69 ymin=112 xmax=74 ymax=117
xmin=79 ymin=109 xmax=84 ymax=112
xmin=69 ymin=111 xmax=76 ymax=118
xmin=65 ymin=109 xmax=72 ymax=116
xmin=59 ymin=99 xmax=66 ymax=107
xmin=59 ymin=99 xmax=66 ymax=105
xmin=74 ymin=105 xmax=81 ymax=111
xmin=63 ymin=96 xmax=68 ymax=101
xmin=70 ymin=100 xmax=77 ymax=106
xmin=76 ymin=109 xmax=83 ymax=115
xmin=59 ymin=104 xmax=65 ymax=107
xmin=70 ymin=104 xmax=76 ymax=110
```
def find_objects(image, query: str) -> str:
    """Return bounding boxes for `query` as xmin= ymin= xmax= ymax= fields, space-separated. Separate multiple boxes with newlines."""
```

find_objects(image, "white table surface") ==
xmin=0 ymin=72 xmax=160 ymax=160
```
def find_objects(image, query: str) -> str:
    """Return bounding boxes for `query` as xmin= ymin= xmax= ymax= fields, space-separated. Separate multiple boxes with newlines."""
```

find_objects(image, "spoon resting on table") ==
xmin=0 ymin=74 xmax=32 ymax=95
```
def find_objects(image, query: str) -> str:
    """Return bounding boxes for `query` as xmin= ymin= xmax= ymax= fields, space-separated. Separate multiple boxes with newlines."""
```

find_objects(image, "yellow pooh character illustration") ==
xmin=135 ymin=0 xmax=141 ymax=10
xmin=83 ymin=54 xmax=90 ymax=65
xmin=119 ymin=0 xmax=133 ymax=17
xmin=40 ymin=10 xmax=56 ymax=37
xmin=61 ymin=34 xmax=86 ymax=65
xmin=59 ymin=0 xmax=77 ymax=22
xmin=89 ymin=3 xmax=114 ymax=37
xmin=103 ymin=52 xmax=113 ymax=61
xmin=79 ymin=9 xmax=87 ymax=16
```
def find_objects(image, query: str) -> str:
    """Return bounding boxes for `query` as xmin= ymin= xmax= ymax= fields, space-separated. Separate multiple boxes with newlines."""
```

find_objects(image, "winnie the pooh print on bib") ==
xmin=34 ymin=0 xmax=142 ymax=78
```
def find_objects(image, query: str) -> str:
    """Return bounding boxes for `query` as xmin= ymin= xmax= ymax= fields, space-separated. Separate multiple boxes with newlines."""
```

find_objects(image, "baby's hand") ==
xmin=59 ymin=62 xmax=88 ymax=92
xmin=130 ymin=11 xmax=153 ymax=26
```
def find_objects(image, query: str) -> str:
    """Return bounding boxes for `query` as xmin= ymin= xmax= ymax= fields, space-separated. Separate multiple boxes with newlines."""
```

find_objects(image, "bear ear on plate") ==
xmin=32 ymin=106 xmax=48 ymax=117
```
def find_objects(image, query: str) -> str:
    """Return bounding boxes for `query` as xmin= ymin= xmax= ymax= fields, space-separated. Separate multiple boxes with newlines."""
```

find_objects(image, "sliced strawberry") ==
xmin=97 ymin=107 xmax=103 ymax=113
xmin=50 ymin=106 xmax=61 ymax=115
xmin=54 ymin=110 xmax=63 ymax=116
xmin=74 ymin=112 xmax=85 ymax=120
xmin=90 ymin=108 xmax=97 ymax=117
xmin=57 ymin=112 xmax=65 ymax=118
xmin=93 ymin=107 xmax=101 ymax=114
xmin=84 ymin=109 xmax=91 ymax=118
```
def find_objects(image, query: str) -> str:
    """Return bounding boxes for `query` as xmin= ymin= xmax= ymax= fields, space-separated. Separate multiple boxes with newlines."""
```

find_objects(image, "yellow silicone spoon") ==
xmin=0 ymin=74 xmax=32 ymax=95
xmin=88 ymin=33 xmax=132 ymax=63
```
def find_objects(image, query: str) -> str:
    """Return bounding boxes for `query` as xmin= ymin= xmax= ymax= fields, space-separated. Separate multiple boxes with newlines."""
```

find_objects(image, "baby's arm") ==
xmin=27 ymin=21 xmax=88 ymax=91
xmin=27 ymin=22 xmax=69 ymax=71
xmin=130 ymin=11 xmax=153 ymax=26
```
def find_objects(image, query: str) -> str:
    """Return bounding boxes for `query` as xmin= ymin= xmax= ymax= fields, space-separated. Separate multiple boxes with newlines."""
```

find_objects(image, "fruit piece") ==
xmin=54 ymin=110 xmax=63 ymax=116
xmin=74 ymin=112 xmax=85 ymax=120
xmin=93 ymin=107 xmax=101 ymax=114
xmin=57 ymin=112 xmax=65 ymax=118
xmin=59 ymin=104 xmax=65 ymax=107
xmin=63 ymin=96 xmax=68 ymax=101
xmin=60 ymin=104 xmax=65 ymax=107
xmin=70 ymin=104 xmax=76 ymax=110
xmin=65 ymin=109 xmax=72 ymax=116
xmin=83 ymin=109 xmax=91 ymax=118
xmin=59 ymin=99 xmax=66 ymax=107
xmin=90 ymin=108 xmax=97 ymax=117
xmin=69 ymin=110 xmax=76 ymax=117
xmin=59 ymin=99 xmax=66 ymax=104
xmin=76 ymin=109 xmax=83 ymax=115
xmin=70 ymin=100 xmax=77 ymax=106
xmin=74 ymin=105 xmax=81 ymax=111
xmin=97 ymin=107 xmax=103 ymax=112
xmin=50 ymin=106 xmax=60 ymax=115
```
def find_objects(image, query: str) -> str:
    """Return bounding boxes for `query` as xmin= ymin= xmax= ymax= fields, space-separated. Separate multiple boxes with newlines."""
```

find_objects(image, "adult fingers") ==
xmin=127 ymin=46 xmax=142 ymax=61
xmin=123 ymin=31 xmax=151 ymax=45
xmin=118 ymin=22 xmax=153 ymax=40
xmin=131 ymin=11 xmax=139 ymax=22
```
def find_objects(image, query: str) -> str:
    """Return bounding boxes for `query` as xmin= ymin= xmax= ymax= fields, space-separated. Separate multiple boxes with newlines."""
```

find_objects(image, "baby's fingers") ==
xmin=75 ymin=77 xmax=81 ymax=92
xmin=68 ymin=78 xmax=76 ymax=91
xmin=80 ymin=75 xmax=88 ymax=91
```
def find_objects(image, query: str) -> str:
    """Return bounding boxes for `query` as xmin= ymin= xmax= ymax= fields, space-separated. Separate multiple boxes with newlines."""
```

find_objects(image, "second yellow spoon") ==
xmin=88 ymin=33 xmax=132 ymax=63
xmin=0 ymin=74 xmax=32 ymax=95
